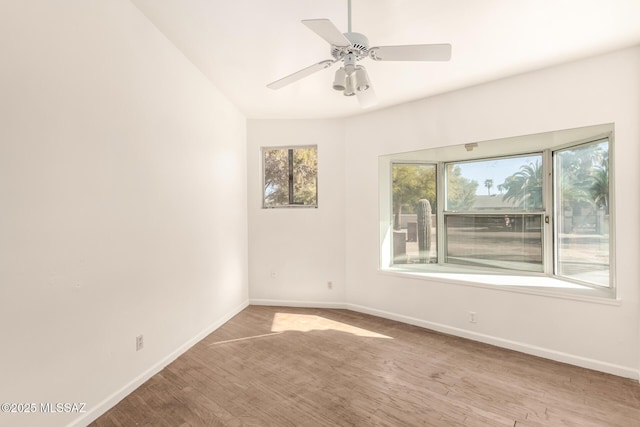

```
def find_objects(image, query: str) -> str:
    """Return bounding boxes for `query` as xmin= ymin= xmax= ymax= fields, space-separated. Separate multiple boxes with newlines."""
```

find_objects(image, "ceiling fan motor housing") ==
xmin=331 ymin=32 xmax=370 ymax=60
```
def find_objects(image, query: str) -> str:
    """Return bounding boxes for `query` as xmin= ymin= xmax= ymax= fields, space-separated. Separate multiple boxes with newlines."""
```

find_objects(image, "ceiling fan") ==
xmin=266 ymin=0 xmax=452 ymax=108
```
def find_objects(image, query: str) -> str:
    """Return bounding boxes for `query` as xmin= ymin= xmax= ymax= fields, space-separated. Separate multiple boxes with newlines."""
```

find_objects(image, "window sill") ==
xmin=380 ymin=266 xmax=618 ymax=304
xmin=262 ymin=205 xmax=318 ymax=209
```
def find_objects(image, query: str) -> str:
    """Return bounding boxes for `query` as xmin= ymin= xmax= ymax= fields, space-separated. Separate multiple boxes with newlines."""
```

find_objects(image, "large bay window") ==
xmin=381 ymin=124 xmax=614 ymax=295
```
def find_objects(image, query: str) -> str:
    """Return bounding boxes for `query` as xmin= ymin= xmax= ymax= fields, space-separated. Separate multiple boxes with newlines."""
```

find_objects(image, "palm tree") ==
xmin=501 ymin=160 xmax=543 ymax=209
xmin=484 ymin=179 xmax=493 ymax=196
xmin=556 ymin=142 xmax=608 ymax=213
xmin=590 ymin=158 xmax=609 ymax=214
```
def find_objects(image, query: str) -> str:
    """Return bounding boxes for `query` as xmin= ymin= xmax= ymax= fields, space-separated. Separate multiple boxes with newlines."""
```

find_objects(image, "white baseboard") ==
xmin=248 ymin=298 xmax=638 ymax=381
xmin=68 ymin=300 xmax=250 ymax=427
xmin=345 ymin=303 xmax=639 ymax=381
xmin=250 ymin=298 xmax=347 ymax=309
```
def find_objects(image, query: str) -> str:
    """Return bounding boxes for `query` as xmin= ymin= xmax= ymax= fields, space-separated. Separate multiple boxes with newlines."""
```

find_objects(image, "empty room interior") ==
xmin=2 ymin=1 xmax=640 ymax=426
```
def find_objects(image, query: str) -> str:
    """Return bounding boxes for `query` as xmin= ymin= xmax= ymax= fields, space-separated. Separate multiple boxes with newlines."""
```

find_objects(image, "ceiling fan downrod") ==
xmin=331 ymin=1 xmax=371 ymax=97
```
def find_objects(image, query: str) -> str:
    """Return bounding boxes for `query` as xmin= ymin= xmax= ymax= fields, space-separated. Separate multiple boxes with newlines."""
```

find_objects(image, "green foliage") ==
xmin=500 ymin=160 xmax=543 ymax=210
xmin=556 ymin=145 xmax=595 ymax=211
xmin=392 ymin=164 xmax=479 ymax=220
xmin=500 ymin=142 xmax=609 ymax=216
xmin=392 ymin=164 xmax=436 ymax=229
xmin=555 ymin=142 xmax=609 ymax=215
xmin=292 ymin=148 xmax=318 ymax=205
xmin=446 ymin=165 xmax=478 ymax=211
xmin=264 ymin=148 xmax=289 ymax=206
xmin=590 ymin=151 xmax=609 ymax=214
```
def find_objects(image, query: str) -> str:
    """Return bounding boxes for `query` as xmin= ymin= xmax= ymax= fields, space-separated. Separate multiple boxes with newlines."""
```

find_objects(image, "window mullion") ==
xmin=543 ymin=149 xmax=554 ymax=276
xmin=437 ymin=162 xmax=445 ymax=265
xmin=288 ymin=148 xmax=294 ymax=205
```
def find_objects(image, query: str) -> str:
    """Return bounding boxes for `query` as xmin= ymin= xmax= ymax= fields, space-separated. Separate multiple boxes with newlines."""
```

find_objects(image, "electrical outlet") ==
xmin=136 ymin=334 xmax=144 ymax=351
xmin=327 ymin=281 xmax=333 ymax=289
xmin=469 ymin=312 xmax=477 ymax=323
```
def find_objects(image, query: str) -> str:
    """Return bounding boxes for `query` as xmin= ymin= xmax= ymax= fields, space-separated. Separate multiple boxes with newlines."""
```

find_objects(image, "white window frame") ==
xmin=379 ymin=124 xmax=616 ymax=301
xmin=261 ymin=145 xmax=318 ymax=209
xmin=441 ymin=152 xmax=546 ymax=273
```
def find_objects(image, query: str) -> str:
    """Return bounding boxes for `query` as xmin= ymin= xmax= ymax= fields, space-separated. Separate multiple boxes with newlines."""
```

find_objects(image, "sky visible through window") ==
xmin=454 ymin=155 xmax=541 ymax=195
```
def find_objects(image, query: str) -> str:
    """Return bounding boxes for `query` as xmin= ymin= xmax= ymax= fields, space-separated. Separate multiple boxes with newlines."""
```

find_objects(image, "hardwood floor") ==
xmin=91 ymin=306 xmax=640 ymax=426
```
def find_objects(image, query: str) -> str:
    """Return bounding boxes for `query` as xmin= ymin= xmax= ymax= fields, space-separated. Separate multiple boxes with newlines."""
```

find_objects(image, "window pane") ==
xmin=263 ymin=148 xmax=289 ymax=207
xmin=263 ymin=146 xmax=317 ymax=208
xmin=445 ymin=155 xmax=543 ymax=212
xmin=445 ymin=214 xmax=543 ymax=272
xmin=555 ymin=140 xmax=609 ymax=286
xmin=391 ymin=164 xmax=437 ymax=264
xmin=292 ymin=147 xmax=317 ymax=206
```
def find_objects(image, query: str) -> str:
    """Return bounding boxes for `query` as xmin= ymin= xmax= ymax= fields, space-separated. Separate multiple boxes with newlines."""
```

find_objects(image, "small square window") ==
xmin=262 ymin=146 xmax=317 ymax=208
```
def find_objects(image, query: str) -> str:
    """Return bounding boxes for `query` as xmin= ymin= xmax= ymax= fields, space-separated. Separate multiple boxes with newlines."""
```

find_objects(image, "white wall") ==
xmin=345 ymin=46 xmax=640 ymax=378
xmin=0 ymin=2 xmax=248 ymax=426
xmin=247 ymin=120 xmax=346 ymax=306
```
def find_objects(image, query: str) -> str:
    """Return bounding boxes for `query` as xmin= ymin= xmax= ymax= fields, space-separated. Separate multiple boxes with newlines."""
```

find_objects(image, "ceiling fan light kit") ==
xmin=332 ymin=49 xmax=372 ymax=97
xmin=355 ymin=66 xmax=370 ymax=91
xmin=344 ymin=74 xmax=356 ymax=97
xmin=267 ymin=0 xmax=451 ymax=108
xmin=332 ymin=67 xmax=347 ymax=91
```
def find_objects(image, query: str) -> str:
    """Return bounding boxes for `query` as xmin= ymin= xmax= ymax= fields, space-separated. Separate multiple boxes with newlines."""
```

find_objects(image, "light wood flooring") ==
xmin=91 ymin=306 xmax=640 ymax=426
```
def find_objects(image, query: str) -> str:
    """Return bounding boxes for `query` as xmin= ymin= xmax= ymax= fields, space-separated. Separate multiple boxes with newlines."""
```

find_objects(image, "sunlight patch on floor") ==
xmin=271 ymin=313 xmax=393 ymax=339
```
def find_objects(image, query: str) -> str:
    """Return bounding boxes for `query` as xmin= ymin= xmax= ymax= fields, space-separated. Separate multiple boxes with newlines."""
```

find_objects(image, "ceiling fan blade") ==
xmin=370 ymin=43 xmax=452 ymax=62
xmin=356 ymin=85 xmax=377 ymax=108
xmin=267 ymin=60 xmax=334 ymax=90
xmin=302 ymin=19 xmax=352 ymax=47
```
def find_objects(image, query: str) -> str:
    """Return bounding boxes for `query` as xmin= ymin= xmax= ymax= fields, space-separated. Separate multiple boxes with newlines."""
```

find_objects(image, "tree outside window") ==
xmin=263 ymin=146 xmax=317 ymax=208
xmin=555 ymin=140 xmax=609 ymax=286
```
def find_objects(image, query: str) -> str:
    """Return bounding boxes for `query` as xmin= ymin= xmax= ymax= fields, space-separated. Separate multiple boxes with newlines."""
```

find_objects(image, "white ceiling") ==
xmin=131 ymin=0 xmax=640 ymax=119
